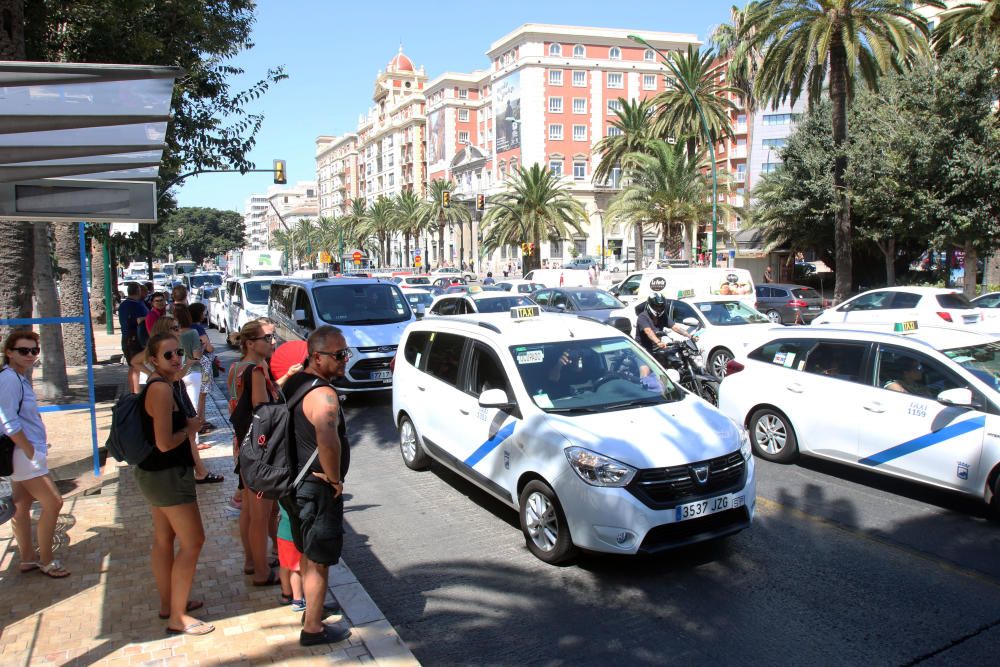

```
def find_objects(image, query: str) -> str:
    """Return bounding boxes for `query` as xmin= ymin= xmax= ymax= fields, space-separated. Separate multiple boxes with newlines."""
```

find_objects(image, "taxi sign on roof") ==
xmin=511 ymin=305 xmax=541 ymax=319
xmin=677 ymin=288 xmax=695 ymax=299
xmin=894 ymin=321 xmax=918 ymax=333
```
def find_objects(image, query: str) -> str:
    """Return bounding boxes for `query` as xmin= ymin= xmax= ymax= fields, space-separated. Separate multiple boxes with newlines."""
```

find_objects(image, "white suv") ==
xmin=391 ymin=307 xmax=756 ymax=563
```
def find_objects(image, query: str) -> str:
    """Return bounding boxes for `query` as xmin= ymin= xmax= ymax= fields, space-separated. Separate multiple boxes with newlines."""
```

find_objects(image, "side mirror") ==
xmin=665 ymin=369 xmax=682 ymax=383
xmin=556 ymin=303 xmax=566 ymax=311
xmin=293 ymin=309 xmax=307 ymax=323
xmin=479 ymin=388 xmax=512 ymax=409
xmin=937 ymin=387 xmax=975 ymax=407
xmin=608 ymin=286 xmax=619 ymax=296
xmin=682 ymin=317 xmax=700 ymax=328
xmin=416 ymin=305 xmax=425 ymax=319
xmin=607 ymin=316 xmax=632 ymax=335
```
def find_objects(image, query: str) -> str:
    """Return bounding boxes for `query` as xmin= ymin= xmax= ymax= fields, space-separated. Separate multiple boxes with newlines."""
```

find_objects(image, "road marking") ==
xmin=756 ymin=495 xmax=1000 ymax=590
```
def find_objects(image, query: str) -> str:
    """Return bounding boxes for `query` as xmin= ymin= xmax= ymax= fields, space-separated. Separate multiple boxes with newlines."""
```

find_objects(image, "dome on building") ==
xmin=388 ymin=45 xmax=414 ymax=72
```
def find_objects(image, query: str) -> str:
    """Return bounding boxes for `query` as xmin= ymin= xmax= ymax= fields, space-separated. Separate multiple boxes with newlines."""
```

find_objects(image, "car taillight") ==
xmin=936 ymin=311 xmax=953 ymax=322
xmin=787 ymin=299 xmax=809 ymax=308
xmin=726 ymin=360 xmax=745 ymax=375
xmin=389 ymin=355 xmax=396 ymax=372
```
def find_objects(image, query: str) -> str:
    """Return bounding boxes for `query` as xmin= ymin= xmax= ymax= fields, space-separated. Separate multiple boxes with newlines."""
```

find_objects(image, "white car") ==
xmin=392 ymin=308 xmax=756 ymax=563
xmin=427 ymin=291 xmax=536 ymax=316
xmin=393 ymin=275 xmax=434 ymax=289
xmin=403 ymin=288 xmax=435 ymax=318
xmin=225 ymin=277 xmax=274 ymax=341
xmin=493 ymin=279 xmax=545 ymax=295
xmin=431 ymin=266 xmax=477 ymax=282
xmin=718 ymin=325 xmax=1000 ymax=515
xmin=811 ymin=286 xmax=983 ymax=331
xmin=972 ymin=292 xmax=1000 ymax=324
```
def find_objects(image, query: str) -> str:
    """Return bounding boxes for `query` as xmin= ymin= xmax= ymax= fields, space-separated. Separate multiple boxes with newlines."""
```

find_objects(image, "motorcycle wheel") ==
xmin=681 ymin=380 xmax=719 ymax=407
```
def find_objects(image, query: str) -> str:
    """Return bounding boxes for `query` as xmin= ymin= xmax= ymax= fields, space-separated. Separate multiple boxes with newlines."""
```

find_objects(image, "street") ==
xmin=209 ymin=329 xmax=1000 ymax=667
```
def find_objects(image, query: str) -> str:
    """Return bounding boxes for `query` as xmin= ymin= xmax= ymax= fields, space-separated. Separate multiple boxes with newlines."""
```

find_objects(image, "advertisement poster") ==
xmin=493 ymin=71 xmax=521 ymax=153
xmin=426 ymin=109 xmax=445 ymax=166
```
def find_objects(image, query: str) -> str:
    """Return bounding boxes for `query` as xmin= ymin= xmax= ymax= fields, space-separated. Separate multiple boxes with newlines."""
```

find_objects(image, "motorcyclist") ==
xmin=634 ymin=293 xmax=697 ymax=354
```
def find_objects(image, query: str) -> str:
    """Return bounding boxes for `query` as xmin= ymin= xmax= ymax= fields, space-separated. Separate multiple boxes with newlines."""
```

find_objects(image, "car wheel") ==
xmin=398 ymin=415 xmax=430 ymax=471
xmin=766 ymin=309 xmax=783 ymax=324
xmin=518 ymin=480 xmax=577 ymax=564
xmin=748 ymin=408 xmax=799 ymax=463
xmin=708 ymin=348 xmax=734 ymax=379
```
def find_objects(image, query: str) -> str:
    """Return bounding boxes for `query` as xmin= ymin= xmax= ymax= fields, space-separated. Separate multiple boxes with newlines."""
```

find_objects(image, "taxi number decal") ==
xmin=907 ymin=401 xmax=927 ymax=418
xmin=773 ymin=351 xmax=796 ymax=368
xmin=477 ymin=407 xmax=489 ymax=421
xmin=516 ymin=350 xmax=544 ymax=364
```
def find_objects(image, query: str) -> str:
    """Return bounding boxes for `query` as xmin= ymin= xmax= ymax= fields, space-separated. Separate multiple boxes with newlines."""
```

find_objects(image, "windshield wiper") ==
xmin=600 ymin=398 xmax=664 ymax=410
xmin=545 ymin=406 xmax=604 ymax=414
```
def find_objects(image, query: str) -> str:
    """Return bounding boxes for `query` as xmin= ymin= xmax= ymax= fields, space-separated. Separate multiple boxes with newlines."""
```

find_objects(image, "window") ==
xmin=549 ymin=124 xmax=563 ymax=140
xmin=550 ymin=239 xmax=564 ymax=257
xmin=458 ymin=88 xmax=468 ymax=99
xmin=609 ymin=46 xmax=621 ymax=60
xmin=607 ymin=99 xmax=623 ymax=114
xmin=617 ymin=274 xmax=642 ymax=296
xmin=549 ymin=96 xmax=563 ymax=113
xmin=549 ymin=69 xmax=563 ymax=86
xmin=403 ymin=331 xmax=432 ymax=367
xmin=607 ymin=125 xmax=622 ymax=137
xmin=802 ymin=341 xmax=869 ymax=383
xmin=572 ymin=98 xmax=586 ymax=114
xmin=643 ymin=74 xmax=657 ymax=90
xmin=534 ymin=290 xmax=551 ymax=306
xmin=467 ymin=344 xmax=510 ymax=398
xmin=572 ymin=70 xmax=586 ymax=87
xmin=762 ymin=138 xmax=785 ymax=149
xmin=607 ymin=72 xmax=623 ymax=88
xmin=839 ymin=291 xmax=896 ymax=312
xmin=644 ymin=49 xmax=655 ymax=61
xmin=424 ymin=332 xmax=466 ymax=385
xmin=551 ymin=291 xmax=572 ymax=310
xmin=573 ymin=161 xmax=586 ymax=179
xmin=572 ymin=125 xmax=586 ymax=141
xmin=748 ymin=338 xmax=817 ymax=370
xmin=935 ymin=293 xmax=975 ymax=309
xmin=458 ymin=109 xmax=469 ymax=121
xmin=874 ymin=346 xmax=961 ymax=398
xmin=458 ymin=131 xmax=470 ymax=144
xmin=548 ymin=159 xmax=563 ymax=176
xmin=573 ymin=44 xmax=585 ymax=58
xmin=763 ymin=113 xmax=800 ymax=126
xmin=762 ymin=162 xmax=780 ymax=174
xmin=549 ymin=43 xmax=562 ymax=56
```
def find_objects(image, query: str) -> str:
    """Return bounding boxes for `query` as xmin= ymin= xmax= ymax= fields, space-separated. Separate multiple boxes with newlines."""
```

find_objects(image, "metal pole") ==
xmin=629 ymin=35 xmax=719 ymax=267
xmin=103 ymin=227 xmax=114 ymax=335
xmin=78 ymin=223 xmax=101 ymax=477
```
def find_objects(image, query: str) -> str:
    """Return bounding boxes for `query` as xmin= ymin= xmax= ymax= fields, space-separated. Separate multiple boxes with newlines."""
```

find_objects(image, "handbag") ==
xmin=0 ymin=367 xmax=25 ymax=477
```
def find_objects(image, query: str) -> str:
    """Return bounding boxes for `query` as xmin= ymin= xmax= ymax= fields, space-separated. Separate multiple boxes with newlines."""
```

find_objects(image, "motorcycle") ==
xmin=651 ymin=334 xmax=720 ymax=406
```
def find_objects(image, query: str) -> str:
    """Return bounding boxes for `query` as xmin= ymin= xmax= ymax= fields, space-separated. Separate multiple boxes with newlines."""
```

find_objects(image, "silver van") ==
xmin=269 ymin=277 xmax=415 ymax=392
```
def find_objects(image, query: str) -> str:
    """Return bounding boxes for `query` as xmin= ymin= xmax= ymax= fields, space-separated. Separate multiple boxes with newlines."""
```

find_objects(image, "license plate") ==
xmin=962 ymin=315 xmax=979 ymax=323
xmin=371 ymin=370 xmax=392 ymax=381
xmin=808 ymin=306 xmax=820 ymax=310
xmin=675 ymin=494 xmax=743 ymax=522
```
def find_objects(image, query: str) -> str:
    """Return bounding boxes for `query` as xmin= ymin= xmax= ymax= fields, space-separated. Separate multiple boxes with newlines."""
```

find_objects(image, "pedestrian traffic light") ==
xmin=273 ymin=159 xmax=287 ymax=184
xmin=442 ymin=190 xmax=450 ymax=208
xmin=476 ymin=194 xmax=485 ymax=211
xmin=521 ymin=242 xmax=534 ymax=256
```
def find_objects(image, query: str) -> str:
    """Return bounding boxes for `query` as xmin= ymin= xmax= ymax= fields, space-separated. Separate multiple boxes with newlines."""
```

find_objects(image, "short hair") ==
xmin=308 ymin=325 xmax=344 ymax=356
xmin=172 ymin=284 xmax=188 ymax=300
xmin=173 ymin=303 xmax=192 ymax=328
xmin=188 ymin=302 xmax=207 ymax=324
xmin=3 ymin=329 xmax=39 ymax=365
xmin=150 ymin=316 xmax=178 ymax=337
xmin=127 ymin=282 xmax=141 ymax=297
xmin=147 ymin=331 xmax=179 ymax=359
xmin=150 ymin=291 xmax=166 ymax=302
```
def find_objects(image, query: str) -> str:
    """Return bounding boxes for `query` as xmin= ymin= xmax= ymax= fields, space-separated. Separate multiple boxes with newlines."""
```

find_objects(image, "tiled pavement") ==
xmin=0 ymin=351 xmax=418 ymax=667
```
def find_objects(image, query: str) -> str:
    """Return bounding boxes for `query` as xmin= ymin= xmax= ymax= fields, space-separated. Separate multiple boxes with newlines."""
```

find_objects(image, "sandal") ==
xmin=38 ymin=560 xmax=70 ymax=578
xmin=279 ymin=593 xmax=294 ymax=605
xmin=159 ymin=600 xmax=204 ymax=619
xmin=195 ymin=473 xmax=224 ymax=484
xmin=166 ymin=621 xmax=215 ymax=636
xmin=19 ymin=561 xmax=39 ymax=573
xmin=252 ymin=570 xmax=280 ymax=587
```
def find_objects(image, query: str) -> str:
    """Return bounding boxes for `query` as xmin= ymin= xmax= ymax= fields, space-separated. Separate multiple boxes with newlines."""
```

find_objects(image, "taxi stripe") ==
xmin=858 ymin=416 xmax=986 ymax=467
xmin=463 ymin=421 xmax=516 ymax=468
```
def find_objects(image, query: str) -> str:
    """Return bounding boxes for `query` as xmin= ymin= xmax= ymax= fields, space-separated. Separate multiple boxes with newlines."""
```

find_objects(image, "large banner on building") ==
xmin=427 ymin=109 xmax=445 ymax=166
xmin=493 ymin=71 xmax=521 ymax=153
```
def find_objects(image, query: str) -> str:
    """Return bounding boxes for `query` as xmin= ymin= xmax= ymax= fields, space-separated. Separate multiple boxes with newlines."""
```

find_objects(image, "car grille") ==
xmin=349 ymin=356 xmax=393 ymax=381
xmin=627 ymin=451 xmax=746 ymax=509
xmin=357 ymin=345 xmax=397 ymax=354
xmin=638 ymin=507 xmax=751 ymax=553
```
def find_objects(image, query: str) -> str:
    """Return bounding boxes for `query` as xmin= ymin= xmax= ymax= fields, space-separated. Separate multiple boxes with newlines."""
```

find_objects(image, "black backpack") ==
xmin=239 ymin=377 xmax=327 ymax=500
xmin=105 ymin=377 xmax=168 ymax=466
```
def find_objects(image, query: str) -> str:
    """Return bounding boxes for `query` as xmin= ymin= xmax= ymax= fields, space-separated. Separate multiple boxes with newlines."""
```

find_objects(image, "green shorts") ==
xmin=134 ymin=465 xmax=197 ymax=507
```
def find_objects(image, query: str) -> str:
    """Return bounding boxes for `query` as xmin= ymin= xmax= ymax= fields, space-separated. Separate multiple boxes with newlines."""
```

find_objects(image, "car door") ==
xmin=227 ymin=282 xmax=242 ymax=332
xmin=534 ymin=290 xmax=553 ymax=310
xmin=551 ymin=291 xmax=573 ymax=312
xmin=856 ymin=344 xmax=986 ymax=492
xmin=418 ymin=332 xmax=470 ymax=457
xmin=292 ymin=287 xmax=316 ymax=339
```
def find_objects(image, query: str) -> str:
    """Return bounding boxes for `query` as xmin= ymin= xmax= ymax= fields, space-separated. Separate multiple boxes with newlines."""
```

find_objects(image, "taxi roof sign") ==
xmin=510 ymin=305 xmax=541 ymax=320
xmin=894 ymin=321 xmax=919 ymax=333
xmin=677 ymin=288 xmax=695 ymax=299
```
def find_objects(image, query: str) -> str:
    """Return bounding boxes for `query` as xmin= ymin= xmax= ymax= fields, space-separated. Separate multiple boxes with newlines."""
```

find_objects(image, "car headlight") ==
xmin=739 ymin=428 xmax=752 ymax=461
xmin=564 ymin=446 xmax=636 ymax=487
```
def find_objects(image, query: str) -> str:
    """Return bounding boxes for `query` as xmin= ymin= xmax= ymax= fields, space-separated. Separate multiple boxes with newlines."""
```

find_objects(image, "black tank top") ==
xmin=139 ymin=378 xmax=196 ymax=471
xmin=283 ymin=372 xmax=350 ymax=480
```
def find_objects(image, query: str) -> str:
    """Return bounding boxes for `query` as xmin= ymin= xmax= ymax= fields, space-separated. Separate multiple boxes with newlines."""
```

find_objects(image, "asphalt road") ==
xmin=209 ymin=330 xmax=1000 ymax=666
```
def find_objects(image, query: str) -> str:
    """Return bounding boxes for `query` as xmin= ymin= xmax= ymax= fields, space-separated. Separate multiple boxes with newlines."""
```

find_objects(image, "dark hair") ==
xmin=172 ymin=284 xmax=188 ymax=300
xmin=150 ymin=291 xmax=166 ymax=302
xmin=3 ymin=329 xmax=39 ymax=365
xmin=146 ymin=331 xmax=178 ymax=359
xmin=173 ymin=303 xmax=192 ymax=328
xmin=307 ymin=325 xmax=344 ymax=356
xmin=188 ymin=302 xmax=207 ymax=324
xmin=127 ymin=282 xmax=141 ymax=297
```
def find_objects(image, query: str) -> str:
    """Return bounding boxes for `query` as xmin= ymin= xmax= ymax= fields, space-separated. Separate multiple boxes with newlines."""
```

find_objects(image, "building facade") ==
xmin=316 ymin=133 xmax=359 ymax=219
xmin=243 ymin=194 xmax=269 ymax=251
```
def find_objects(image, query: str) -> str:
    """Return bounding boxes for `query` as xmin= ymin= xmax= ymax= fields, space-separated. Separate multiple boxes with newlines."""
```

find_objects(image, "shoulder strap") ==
xmin=284 ymin=377 xmax=333 ymax=490
xmin=2 ymin=366 xmax=25 ymax=412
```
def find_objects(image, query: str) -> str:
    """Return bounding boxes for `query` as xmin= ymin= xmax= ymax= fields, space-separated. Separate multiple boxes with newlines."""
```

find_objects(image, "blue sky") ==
xmin=175 ymin=0 xmax=736 ymax=212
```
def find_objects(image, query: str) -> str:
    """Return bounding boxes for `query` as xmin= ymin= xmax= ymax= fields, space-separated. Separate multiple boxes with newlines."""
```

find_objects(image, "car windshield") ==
xmin=511 ymin=337 xmax=684 ymax=413
xmin=792 ymin=288 xmax=821 ymax=300
xmin=189 ymin=274 xmax=222 ymax=288
xmin=693 ymin=301 xmax=769 ymax=326
xmin=406 ymin=292 xmax=434 ymax=307
xmin=475 ymin=295 xmax=535 ymax=313
xmin=314 ymin=283 xmax=411 ymax=325
xmin=405 ymin=277 xmax=431 ymax=285
xmin=941 ymin=342 xmax=1000 ymax=393
xmin=566 ymin=289 xmax=623 ymax=309
xmin=243 ymin=281 xmax=272 ymax=305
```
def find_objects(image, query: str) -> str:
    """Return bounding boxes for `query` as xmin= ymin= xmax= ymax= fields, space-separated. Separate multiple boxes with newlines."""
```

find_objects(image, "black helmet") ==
xmin=646 ymin=293 xmax=666 ymax=317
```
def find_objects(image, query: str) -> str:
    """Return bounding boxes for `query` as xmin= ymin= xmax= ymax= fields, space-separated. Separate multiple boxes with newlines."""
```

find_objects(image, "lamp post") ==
xmin=628 ymin=35 xmax=719 ymax=267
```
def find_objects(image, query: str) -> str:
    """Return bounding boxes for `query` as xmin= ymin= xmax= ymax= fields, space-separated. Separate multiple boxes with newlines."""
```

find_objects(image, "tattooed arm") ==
xmin=303 ymin=385 xmax=343 ymax=496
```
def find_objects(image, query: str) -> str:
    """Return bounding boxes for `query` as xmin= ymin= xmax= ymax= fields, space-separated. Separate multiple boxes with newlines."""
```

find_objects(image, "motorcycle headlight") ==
xmin=564 ymin=446 xmax=636 ymax=487
xmin=739 ymin=428 xmax=752 ymax=461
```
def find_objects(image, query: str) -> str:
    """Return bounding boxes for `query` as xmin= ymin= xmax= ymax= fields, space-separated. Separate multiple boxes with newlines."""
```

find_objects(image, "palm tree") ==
xmin=270 ymin=228 xmax=293 ymax=271
xmin=392 ymin=190 xmax=429 ymax=267
xmin=421 ymin=179 xmax=470 ymax=268
xmin=594 ymin=97 xmax=657 ymax=185
xmin=651 ymin=44 xmax=740 ymax=157
xmin=933 ymin=0 xmax=1000 ymax=53
xmin=292 ymin=218 xmax=318 ymax=268
xmin=606 ymin=140 xmax=716 ymax=262
xmin=339 ymin=198 xmax=369 ymax=268
xmin=481 ymin=164 xmax=588 ymax=274
xmin=710 ymin=3 xmax=767 ymax=113
xmin=745 ymin=0 xmax=938 ymax=303
xmin=359 ymin=197 xmax=396 ymax=267
xmin=315 ymin=216 xmax=339 ymax=268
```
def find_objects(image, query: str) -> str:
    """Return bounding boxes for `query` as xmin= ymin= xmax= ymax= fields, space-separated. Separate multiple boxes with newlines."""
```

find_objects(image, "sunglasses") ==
xmin=171 ymin=326 xmax=181 ymax=332
xmin=162 ymin=349 xmax=185 ymax=361
xmin=12 ymin=346 xmax=40 ymax=356
xmin=251 ymin=334 xmax=275 ymax=342
xmin=317 ymin=348 xmax=352 ymax=361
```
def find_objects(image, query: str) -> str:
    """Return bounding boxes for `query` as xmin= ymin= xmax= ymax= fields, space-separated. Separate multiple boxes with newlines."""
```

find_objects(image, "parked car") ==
xmin=563 ymin=256 xmax=599 ymax=271
xmin=431 ymin=266 xmax=477 ymax=282
xmin=494 ymin=279 xmax=545 ymax=295
xmin=224 ymin=277 xmax=274 ymax=340
xmin=972 ymin=292 xmax=1000 ymax=325
xmin=432 ymin=276 xmax=467 ymax=289
xmin=811 ymin=287 xmax=983 ymax=331
xmin=754 ymin=283 xmax=824 ymax=324
xmin=427 ymin=291 xmax=535 ymax=316
xmin=532 ymin=286 xmax=632 ymax=333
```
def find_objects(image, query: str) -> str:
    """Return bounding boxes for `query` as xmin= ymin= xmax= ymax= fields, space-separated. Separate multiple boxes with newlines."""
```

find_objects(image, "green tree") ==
xmin=359 ymin=197 xmax=396 ymax=267
xmin=481 ymin=164 xmax=588 ymax=274
xmin=154 ymin=207 xmax=245 ymax=264
xmin=933 ymin=0 xmax=1000 ymax=53
xmin=422 ymin=180 xmax=470 ymax=268
xmin=594 ymin=97 xmax=657 ymax=184
xmin=392 ymin=190 xmax=430 ymax=267
xmin=744 ymin=0 xmax=939 ymax=302
xmin=338 ymin=199 xmax=370 ymax=263
xmin=711 ymin=3 xmax=767 ymax=112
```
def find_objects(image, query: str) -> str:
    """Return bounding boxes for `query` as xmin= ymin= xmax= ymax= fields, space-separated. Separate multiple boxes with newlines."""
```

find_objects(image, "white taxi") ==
xmin=718 ymin=324 xmax=1000 ymax=515
xmin=392 ymin=306 xmax=756 ymax=563
xmin=811 ymin=286 xmax=983 ymax=330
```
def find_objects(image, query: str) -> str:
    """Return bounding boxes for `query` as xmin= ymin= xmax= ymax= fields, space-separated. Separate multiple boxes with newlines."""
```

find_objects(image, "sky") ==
xmin=175 ymin=0 xmax=738 ymax=213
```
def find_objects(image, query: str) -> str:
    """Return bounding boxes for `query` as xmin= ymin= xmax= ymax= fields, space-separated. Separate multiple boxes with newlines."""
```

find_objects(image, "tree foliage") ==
xmin=154 ymin=207 xmax=245 ymax=264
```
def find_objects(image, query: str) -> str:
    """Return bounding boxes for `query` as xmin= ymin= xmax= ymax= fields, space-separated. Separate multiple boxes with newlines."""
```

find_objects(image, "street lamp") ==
xmin=628 ymin=35 xmax=719 ymax=267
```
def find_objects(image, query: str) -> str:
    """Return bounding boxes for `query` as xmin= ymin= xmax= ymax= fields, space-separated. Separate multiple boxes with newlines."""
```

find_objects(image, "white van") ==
xmin=522 ymin=268 xmax=592 ymax=288
xmin=610 ymin=268 xmax=756 ymax=308
xmin=224 ymin=277 xmax=275 ymax=343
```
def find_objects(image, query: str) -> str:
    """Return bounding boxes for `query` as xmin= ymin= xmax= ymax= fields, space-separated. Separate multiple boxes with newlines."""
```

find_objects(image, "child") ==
xmin=277 ymin=504 xmax=305 ymax=611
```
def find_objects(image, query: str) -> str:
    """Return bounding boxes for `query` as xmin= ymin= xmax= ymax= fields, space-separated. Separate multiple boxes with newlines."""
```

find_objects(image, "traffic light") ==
xmin=442 ymin=190 xmax=450 ymax=208
xmin=521 ymin=242 xmax=534 ymax=256
xmin=273 ymin=159 xmax=287 ymax=184
xmin=476 ymin=193 xmax=485 ymax=211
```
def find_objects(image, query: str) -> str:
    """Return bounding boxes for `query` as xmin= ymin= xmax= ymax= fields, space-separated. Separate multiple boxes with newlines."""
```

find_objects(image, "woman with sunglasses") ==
xmin=1 ymin=331 xmax=70 ymax=578
xmin=138 ymin=331 xmax=212 ymax=635
xmin=228 ymin=319 xmax=283 ymax=585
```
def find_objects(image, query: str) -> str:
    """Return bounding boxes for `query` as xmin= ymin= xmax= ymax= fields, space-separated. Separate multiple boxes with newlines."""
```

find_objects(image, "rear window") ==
xmin=403 ymin=331 xmax=431 ymax=366
xmin=936 ymin=293 xmax=974 ymax=309
xmin=748 ymin=339 xmax=816 ymax=370
xmin=475 ymin=295 xmax=535 ymax=313
xmin=791 ymin=288 xmax=821 ymax=300
xmin=425 ymin=333 xmax=466 ymax=386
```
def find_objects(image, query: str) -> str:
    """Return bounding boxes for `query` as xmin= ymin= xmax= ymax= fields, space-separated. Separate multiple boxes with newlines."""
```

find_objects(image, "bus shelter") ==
xmin=0 ymin=61 xmax=181 ymax=476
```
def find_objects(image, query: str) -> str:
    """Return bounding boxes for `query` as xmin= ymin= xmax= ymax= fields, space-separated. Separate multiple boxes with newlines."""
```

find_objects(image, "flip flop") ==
xmin=195 ymin=473 xmax=224 ymax=484
xmin=166 ymin=621 xmax=215 ymax=636
xmin=159 ymin=600 xmax=204 ymax=619
xmin=252 ymin=570 xmax=280 ymax=587
xmin=38 ymin=560 xmax=70 ymax=578
xmin=279 ymin=593 xmax=294 ymax=605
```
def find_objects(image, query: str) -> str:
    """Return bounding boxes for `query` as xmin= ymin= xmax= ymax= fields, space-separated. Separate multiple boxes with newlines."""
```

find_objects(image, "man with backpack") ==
xmin=118 ymin=282 xmax=148 ymax=364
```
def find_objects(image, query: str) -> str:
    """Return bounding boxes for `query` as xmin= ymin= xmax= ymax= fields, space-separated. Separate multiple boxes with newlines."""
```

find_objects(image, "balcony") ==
xmin=734 ymin=171 xmax=746 ymax=183
xmin=730 ymin=145 xmax=747 ymax=159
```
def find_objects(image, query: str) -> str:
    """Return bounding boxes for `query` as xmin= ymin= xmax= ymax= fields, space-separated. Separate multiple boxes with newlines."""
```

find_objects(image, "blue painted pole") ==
xmin=79 ymin=222 xmax=101 ymax=477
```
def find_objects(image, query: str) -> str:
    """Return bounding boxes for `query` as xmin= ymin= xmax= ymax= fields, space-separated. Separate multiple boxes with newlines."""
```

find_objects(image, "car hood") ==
xmin=325 ymin=318 xmax=414 ymax=348
xmin=544 ymin=395 xmax=741 ymax=469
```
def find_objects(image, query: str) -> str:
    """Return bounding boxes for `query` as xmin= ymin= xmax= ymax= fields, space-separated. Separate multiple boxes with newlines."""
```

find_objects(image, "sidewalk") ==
xmin=0 ymin=328 xmax=417 ymax=666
